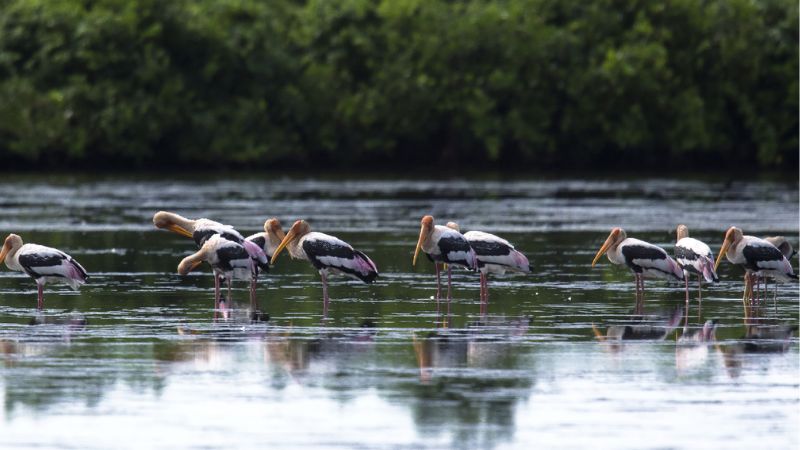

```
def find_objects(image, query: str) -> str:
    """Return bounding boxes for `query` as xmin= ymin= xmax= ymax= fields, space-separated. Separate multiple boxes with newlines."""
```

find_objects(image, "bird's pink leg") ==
xmin=684 ymin=274 xmax=689 ymax=311
xmin=37 ymin=283 xmax=44 ymax=310
xmin=478 ymin=272 xmax=485 ymax=315
xmin=226 ymin=277 xmax=232 ymax=305
xmin=320 ymin=271 xmax=330 ymax=310
xmin=250 ymin=276 xmax=258 ymax=311
xmin=447 ymin=266 xmax=452 ymax=302
xmin=753 ymin=276 xmax=760 ymax=306
xmin=479 ymin=272 xmax=484 ymax=302
xmin=214 ymin=274 xmax=221 ymax=310
xmin=637 ymin=275 xmax=646 ymax=315
xmin=484 ymin=273 xmax=490 ymax=304
xmin=435 ymin=264 xmax=442 ymax=300
xmin=773 ymin=282 xmax=778 ymax=312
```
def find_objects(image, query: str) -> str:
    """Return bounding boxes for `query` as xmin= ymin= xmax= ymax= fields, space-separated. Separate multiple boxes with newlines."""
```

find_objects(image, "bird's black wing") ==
xmin=303 ymin=239 xmax=378 ymax=283
xmin=19 ymin=252 xmax=67 ymax=279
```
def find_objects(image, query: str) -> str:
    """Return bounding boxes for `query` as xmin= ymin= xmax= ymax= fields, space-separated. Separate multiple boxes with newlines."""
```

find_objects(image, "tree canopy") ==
xmin=0 ymin=0 xmax=796 ymax=171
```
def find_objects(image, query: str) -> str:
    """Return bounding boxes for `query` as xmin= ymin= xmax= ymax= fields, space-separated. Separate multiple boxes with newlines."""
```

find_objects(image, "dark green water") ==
xmin=0 ymin=176 xmax=797 ymax=448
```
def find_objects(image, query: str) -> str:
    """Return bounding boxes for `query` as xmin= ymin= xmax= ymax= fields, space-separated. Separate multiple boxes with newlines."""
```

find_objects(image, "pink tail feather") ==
xmin=243 ymin=240 xmax=268 ymax=265
xmin=698 ymin=256 xmax=718 ymax=283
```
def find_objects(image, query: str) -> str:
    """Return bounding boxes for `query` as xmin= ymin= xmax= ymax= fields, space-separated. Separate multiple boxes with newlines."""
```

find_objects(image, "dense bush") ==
xmin=0 ymin=0 xmax=796 ymax=170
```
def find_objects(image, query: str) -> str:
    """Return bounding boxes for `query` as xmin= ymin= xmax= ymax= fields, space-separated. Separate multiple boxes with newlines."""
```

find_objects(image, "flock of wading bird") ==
xmin=0 ymin=212 xmax=796 ymax=316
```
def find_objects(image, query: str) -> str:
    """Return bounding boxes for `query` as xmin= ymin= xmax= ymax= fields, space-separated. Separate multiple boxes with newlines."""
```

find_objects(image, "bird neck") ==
xmin=3 ymin=244 xmax=21 ymax=270
xmin=286 ymin=236 xmax=306 ymax=260
xmin=170 ymin=214 xmax=197 ymax=232
xmin=177 ymin=250 xmax=207 ymax=275
xmin=267 ymin=230 xmax=285 ymax=255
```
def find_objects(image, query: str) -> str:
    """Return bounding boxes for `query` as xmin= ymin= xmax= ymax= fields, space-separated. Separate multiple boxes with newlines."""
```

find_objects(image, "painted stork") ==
xmin=762 ymin=236 xmax=796 ymax=303
xmin=445 ymin=222 xmax=530 ymax=305
xmin=245 ymin=218 xmax=285 ymax=261
xmin=178 ymin=234 xmax=258 ymax=310
xmin=0 ymin=234 xmax=88 ymax=309
xmin=153 ymin=211 xmax=269 ymax=303
xmin=674 ymin=224 xmax=718 ymax=307
xmin=591 ymin=227 xmax=684 ymax=313
xmin=270 ymin=220 xmax=378 ymax=310
xmin=714 ymin=227 xmax=797 ymax=307
xmin=412 ymin=216 xmax=477 ymax=302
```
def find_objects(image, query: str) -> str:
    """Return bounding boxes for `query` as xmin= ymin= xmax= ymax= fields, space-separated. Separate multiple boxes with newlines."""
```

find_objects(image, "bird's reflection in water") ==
xmin=716 ymin=324 xmax=797 ymax=379
xmin=212 ymin=298 xmax=270 ymax=323
xmin=592 ymin=307 xmax=683 ymax=352
xmin=675 ymin=320 xmax=718 ymax=374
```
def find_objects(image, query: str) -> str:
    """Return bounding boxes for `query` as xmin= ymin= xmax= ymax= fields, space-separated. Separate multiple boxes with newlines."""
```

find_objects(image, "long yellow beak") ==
xmin=270 ymin=229 xmax=297 ymax=265
xmin=412 ymin=226 xmax=425 ymax=266
xmin=714 ymin=238 xmax=732 ymax=271
xmin=167 ymin=224 xmax=193 ymax=239
xmin=187 ymin=260 xmax=203 ymax=273
xmin=591 ymin=234 xmax=615 ymax=267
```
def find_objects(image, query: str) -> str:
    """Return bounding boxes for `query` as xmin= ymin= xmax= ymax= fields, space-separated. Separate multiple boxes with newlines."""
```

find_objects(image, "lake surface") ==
xmin=0 ymin=174 xmax=797 ymax=449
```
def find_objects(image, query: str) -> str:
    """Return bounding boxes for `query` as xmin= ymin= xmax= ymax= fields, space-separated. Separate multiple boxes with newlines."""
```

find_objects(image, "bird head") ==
xmin=153 ymin=211 xmax=194 ymax=238
xmin=0 ymin=234 xmax=23 ymax=264
xmin=715 ymin=226 xmax=743 ymax=271
xmin=676 ymin=224 xmax=689 ymax=241
xmin=592 ymin=227 xmax=625 ymax=267
xmin=271 ymin=220 xmax=311 ymax=265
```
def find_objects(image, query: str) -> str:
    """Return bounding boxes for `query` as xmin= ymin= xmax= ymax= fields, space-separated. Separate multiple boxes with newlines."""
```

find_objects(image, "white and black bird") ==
xmin=674 ymin=224 xmax=718 ymax=306
xmin=154 ymin=211 xmax=269 ymax=301
xmin=245 ymin=218 xmax=285 ymax=261
xmin=0 ymin=234 xmax=88 ymax=309
xmin=715 ymin=227 xmax=797 ymax=305
xmin=446 ymin=222 xmax=530 ymax=305
xmin=153 ymin=211 xmax=268 ymax=264
xmin=178 ymin=234 xmax=259 ymax=310
xmin=761 ymin=236 xmax=797 ymax=302
xmin=270 ymin=220 xmax=378 ymax=310
xmin=592 ymin=227 xmax=684 ymax=313
xmin=412 ymin=215 xmax=478 ymax=302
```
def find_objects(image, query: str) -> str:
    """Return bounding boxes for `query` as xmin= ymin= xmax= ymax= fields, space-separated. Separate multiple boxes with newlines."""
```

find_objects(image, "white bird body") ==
xmin=422 ymin=226 xmax=478 ymax=268
xmin=675 ymin=237 xmax=718 ymax=283
xmin=5 ymin=243 xmax=87 ymax=290
xmin=205 ymin=235 xmax=256 ymax=282
xmin=603 ymin=237 xmax=684 ymax=281
xmin=178 ymin=234 xmax=258 ymax=308
xmin=462 ymin=230 xmax=530 ymax=275
xmin=592 ymin=228 xmax=683 ymax=314
xmin=725 ymin=235 xmax=796 ymax=282
xmin=245 ymin=218 xmax=285 ymax=262
xmin=716 ymin=227 xmax=797 ymax=310
xmin=445 ymin=224 xmax=530 ymax=306
xmin=153 ymin=211 xmax=268 ymax=268
xmin=283 ymin=231 xmax=378 ymax=282
xmin=271 ymin=220 xmax=378 ymax=310
xmin=0 ymin=234 xmax=88 ymax=309
xmin=413 ymin=216 xmax=477 ymax=303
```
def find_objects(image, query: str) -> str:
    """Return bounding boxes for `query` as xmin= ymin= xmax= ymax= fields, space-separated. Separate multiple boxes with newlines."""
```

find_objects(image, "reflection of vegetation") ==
xmin=408 ymin=322 xmax=535 ymax=447
xmin=0 ymin=0 xmax=796 ymax=170
xmin=1 ymin=337 xmax=167 ymax=415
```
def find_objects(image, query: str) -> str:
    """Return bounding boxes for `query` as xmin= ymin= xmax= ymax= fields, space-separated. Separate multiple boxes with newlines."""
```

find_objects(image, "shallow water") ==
xmin=0 ymin=175 xmax=797 ymax=449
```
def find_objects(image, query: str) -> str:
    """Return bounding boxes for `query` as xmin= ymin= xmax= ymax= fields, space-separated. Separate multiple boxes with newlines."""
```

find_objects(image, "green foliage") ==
xmin=0 ymin=0 xmax=795 ymax=170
